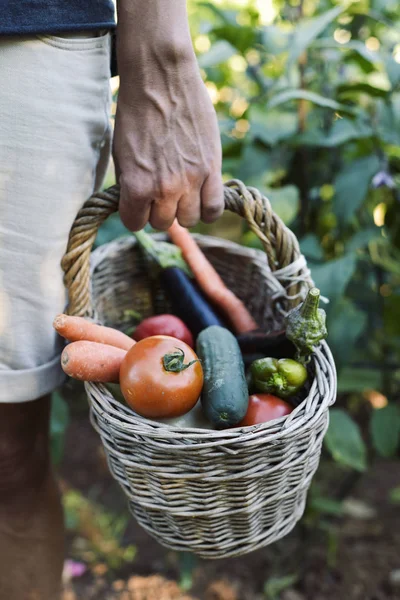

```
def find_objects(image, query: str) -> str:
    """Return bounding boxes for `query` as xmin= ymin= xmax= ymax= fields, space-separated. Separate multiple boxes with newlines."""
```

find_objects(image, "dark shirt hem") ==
xmin=0 ymin=21 xmax=116 ymax=37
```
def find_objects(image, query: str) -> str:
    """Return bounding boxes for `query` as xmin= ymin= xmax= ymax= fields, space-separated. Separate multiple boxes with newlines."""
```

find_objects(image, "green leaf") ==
xmin=249 ymin=106 xmax=298 ymax=146
xmin=198 ymin=2 xmax=237 ymax=25
xmin=267 ymin=89 xmax=357 ymax=115
xmin=333 ymin=155 xmax=380 ymax=225
xmin=338 ymin=368 xmax=381 ymax=393
xmin=212 ymin=24 xmax=256 ymax=53
xmin=311 ymin=254 xmax=356 ymax=304
xmin=50 ymin=391 xmax=69 ymax=466
xmin=345 ymin=228 xmax=381 ymax=253
xmin=325 ymin=409 xmax=367 ymax=472
xmin=198 ymin=40 xmax=237 ymax=68
xmin=326 ymin=298 xmax=367 ymax=368
xmin=337 ymin=82 xmax=390 ymax=99
xmin=389 ymin=486 xmax=400 ymax=504
xmin=384 ymin=294 xmax=400 ymax=337
xmin=296 ymin=117 xmax=373 ymax=147
xmin=309 ymin=496 xmax=343 ymax=516
xmin=261 ymin=25 xmax=290 ymax=55
xmin=377 ymin=97 xmax=400 ymax=145
xmin=265 ymin=186 xmax=300 ymax=225
xmin=370 ymin=404 xmax=400 ymax=458
xmin=384 ymin=54 xmax=400 ymax=89
xmin=287 ymin=6 xmax=344 ymax=69
xmin=300 ymin=234 xmax=324 ymax=261
xmin=264 ymin=574 xmax=298 ymax=600
xmin=237 ymin=143 xmax=271 ymax=181
xmin=314 ymin=40 xmax=378 ymax=69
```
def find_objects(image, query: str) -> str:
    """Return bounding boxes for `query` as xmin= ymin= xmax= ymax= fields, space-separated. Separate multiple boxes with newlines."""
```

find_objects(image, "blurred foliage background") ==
xmin=55 ymin=1 xmax=400 ymax=578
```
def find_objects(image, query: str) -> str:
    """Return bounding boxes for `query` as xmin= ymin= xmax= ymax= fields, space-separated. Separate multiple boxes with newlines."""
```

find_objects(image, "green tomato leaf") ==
xmin=377 ymin=97 xmax=400 ymax=145
xmin=261 ymin=25 xmax=290 ymax=55
xmin=384 ymin=54 xmax=400 ymax=89
xmin=237 ymin=143 xmax=271 ymax=181
xmin=370 ymin=404 xmax=400 ymax=458
xmin=249 ymin=106 xmax=298 ymax=146
xmin=326 ymin=298 xmax=367 ymax=368
xmin=296 ymin=117 xmax=373 ymax=147
xmin=337 ymin=82 xmax=390 ymax=99
xmin=197 ymin=40 xmax=237 ymax=68
xmin=333 ymin=155 xmax=380 ymax=225
xmin=198 ymin=2 xmax=237 ymax=25
xmin=287 ymin=6 xmax=344 ymax=69
xmin=265 ymin=186 xmax=300 ymax=225
xmin=310 ymin=254 xmax=356 ymax=304
xmin=345 ymin=228 xmax=381 ymax=253
xmin=267 ymin=89 xmax=357 ymax=115
xmin=389 ymin=486 xmax=400 ymax=504
xmin=338 ymin=368 xmax=381 ymax=393
xmin=264 ymin=574 xmax=298 ymax=600
xmin=212 ymin=24 xmax=256 ymax=53
xmin=300 ymin=234 xmax=324 ymax=261
xmin=325 ymin=409 xmax=367 ymax=472
xmin=309 ymin=496 xmax=343 ymax=516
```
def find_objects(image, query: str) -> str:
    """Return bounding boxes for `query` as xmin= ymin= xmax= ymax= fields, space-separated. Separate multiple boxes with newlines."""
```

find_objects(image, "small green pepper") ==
xmin=285 ymin=287 xmax=327 ymax=364
xmin=250 ymin=357 xmax=308 ymax=398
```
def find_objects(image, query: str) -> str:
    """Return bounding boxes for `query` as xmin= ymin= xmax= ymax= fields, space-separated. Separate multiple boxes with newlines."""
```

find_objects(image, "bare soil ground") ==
xmin=60 ymin=402 xmax=400 ymax=600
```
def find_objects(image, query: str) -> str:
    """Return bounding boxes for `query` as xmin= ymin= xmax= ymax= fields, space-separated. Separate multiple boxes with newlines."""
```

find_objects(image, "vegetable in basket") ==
xmin=120 ymin=335 xmax=203 ymax=418
xmin=285 ymin=287 xmax=327 ymax=364
xmin=133 ymin=314 xmax=194 ymax=348
xmin=134 ymin=230 xmax=225 ymax=337
xmin=237 ymin=393 xmax=293 ymax=427
xmin=54 ymin=314 xmax=135 ymax=351
xmin=196 ymin=326 xmax=248 ymax=428
xmin=168 ymin=220 xmax=258 ymax=334
xmin=61 ymin=341 xmax=126 ymax=383
xmin=250 ymin=357 xmax=307 ymax=398
xmin=235 ymin=329 xmax=296 ymax=366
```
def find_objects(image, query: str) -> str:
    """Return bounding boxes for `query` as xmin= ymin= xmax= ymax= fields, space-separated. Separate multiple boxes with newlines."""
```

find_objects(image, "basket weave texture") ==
xmin=62 ymin=180 xmax=337 ymax=559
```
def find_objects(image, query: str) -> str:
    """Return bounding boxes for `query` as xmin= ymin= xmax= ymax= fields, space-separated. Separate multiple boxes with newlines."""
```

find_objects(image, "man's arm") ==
xmin=113 ymin=0 xmax=224 ymax=231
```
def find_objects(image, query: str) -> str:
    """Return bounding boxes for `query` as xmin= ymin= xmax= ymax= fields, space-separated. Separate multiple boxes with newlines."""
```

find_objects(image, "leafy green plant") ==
xmin=188 ymin=0 xmax=400 ymax=470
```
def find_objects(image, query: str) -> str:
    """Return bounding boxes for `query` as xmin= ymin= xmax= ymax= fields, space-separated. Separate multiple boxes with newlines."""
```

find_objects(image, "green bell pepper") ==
xmin=250 ymin=357 xmax=308 ymax=398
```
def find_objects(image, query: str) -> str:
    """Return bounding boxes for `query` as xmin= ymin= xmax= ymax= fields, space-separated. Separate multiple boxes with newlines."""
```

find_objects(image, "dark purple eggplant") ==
xmin=134 ymin=230 xmax=226 ymax=337
xmin=159 ymin=267 xmax=225 ymax=337
xmin=236 ymin=329 xmax=296 ymax=366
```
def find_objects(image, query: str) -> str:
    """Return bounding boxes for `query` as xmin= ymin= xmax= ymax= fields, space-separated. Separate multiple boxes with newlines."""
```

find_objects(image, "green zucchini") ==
xmin=196 ymin=326 xmax=248 ymax=428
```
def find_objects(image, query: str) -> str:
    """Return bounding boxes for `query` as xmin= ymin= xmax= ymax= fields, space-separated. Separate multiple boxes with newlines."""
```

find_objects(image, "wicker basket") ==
xmin=62 ymin=180 xmax=336 ymax=559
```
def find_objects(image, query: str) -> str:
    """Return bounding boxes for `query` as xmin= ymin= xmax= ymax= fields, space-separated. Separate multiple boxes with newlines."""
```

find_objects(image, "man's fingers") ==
xmin=201 ymin=172 xmax=225 ymax=224
xmin=176 ymin=189 xmax=201 ymax=228
xmin=149 ymin=196 xmax=180 ymax=231
xmin=118 ymin=178 xmax=152 ymax=232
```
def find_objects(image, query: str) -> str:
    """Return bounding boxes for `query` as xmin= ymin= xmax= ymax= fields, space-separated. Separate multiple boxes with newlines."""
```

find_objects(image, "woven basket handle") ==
xmin=62 ymin=179 xmax=311 ymax=316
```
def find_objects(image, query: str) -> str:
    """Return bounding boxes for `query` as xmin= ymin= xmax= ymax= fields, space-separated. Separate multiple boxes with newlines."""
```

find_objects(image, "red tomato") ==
xmin=133 ymin=314 xmax=194 ymax=348
xmin=120 ymin=335 xmax=203 ymax=418
xmin=238 ymin=394 xmax=293 ymax=426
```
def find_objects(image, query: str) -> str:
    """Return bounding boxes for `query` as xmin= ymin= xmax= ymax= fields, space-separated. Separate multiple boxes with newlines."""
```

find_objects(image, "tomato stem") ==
xmin=163 ymin=348 xmax=199 ymax=373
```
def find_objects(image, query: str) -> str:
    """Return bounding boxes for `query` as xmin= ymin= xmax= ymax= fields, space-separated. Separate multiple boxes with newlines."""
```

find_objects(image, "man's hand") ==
xmin=113 ymin=0 xmax=224 ymax=232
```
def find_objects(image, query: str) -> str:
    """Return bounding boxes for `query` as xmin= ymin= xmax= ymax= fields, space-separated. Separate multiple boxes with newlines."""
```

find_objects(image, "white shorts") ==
xmin=0 ymin=31 xmax=112 ymax=402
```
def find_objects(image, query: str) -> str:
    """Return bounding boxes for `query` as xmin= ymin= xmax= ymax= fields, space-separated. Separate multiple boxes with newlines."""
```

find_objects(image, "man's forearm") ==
xmin=116 ymin=0 xmax=195 ymax=69
xmin=113 ymin=0 xmax=224 ymax=232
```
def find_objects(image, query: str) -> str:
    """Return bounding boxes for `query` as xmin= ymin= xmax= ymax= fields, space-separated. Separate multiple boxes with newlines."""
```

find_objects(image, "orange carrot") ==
xmin=54 ymin=314 xmax=135 ymax=351
xmin=168 ymin=220 xmax=258 ymax=334
xmin=61 ymin=341 xmax=126 ymax=382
